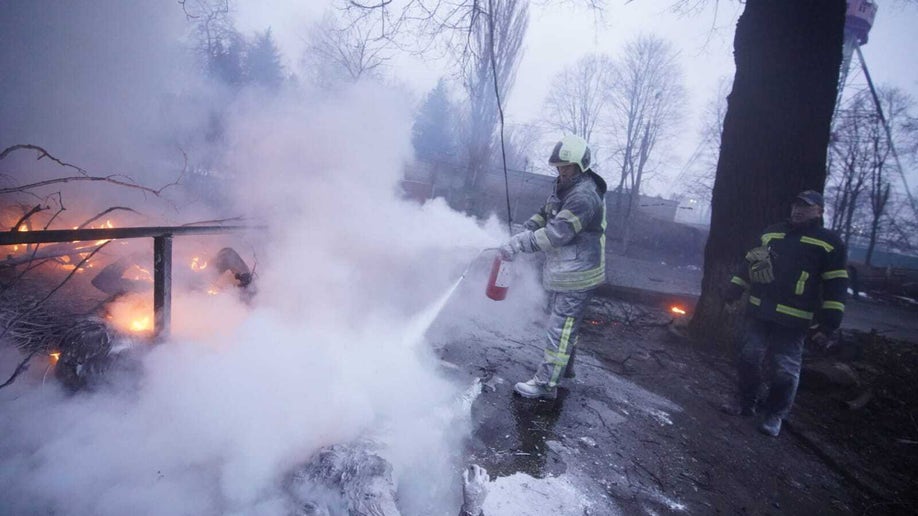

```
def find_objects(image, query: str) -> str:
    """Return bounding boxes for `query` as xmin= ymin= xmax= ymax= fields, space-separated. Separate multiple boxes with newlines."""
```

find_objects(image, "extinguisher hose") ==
xmin=448 ymin=247 xmax=503 ymax=287
xmin=455 ymin=248 xmax=494 ymax=282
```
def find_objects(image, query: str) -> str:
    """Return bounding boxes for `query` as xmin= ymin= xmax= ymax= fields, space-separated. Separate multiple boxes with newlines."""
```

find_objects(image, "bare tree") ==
xmin=300 ymin=10 xmax=392 ymax=89
xmin=827 ymin=92 xmax=873 ymax=247
xmin=340 ymin=0 xmax=606 ymax=56
xmin=862 ymin=87 xmax=916 ymax=265
xmin=689 ymin=0 xmax=846 ymax=349
xmin=180 ymin=1 xmax=241 ymax=77
xmin=457 ymin=0 xmax=528 ymax=215
xmin=503 ymin=122 xmax=543 ymax=172
xmin=542 ymin=53 xmax=615 ymax=147
xmin=826 ymin=87 xmax=917 ymax=264
xmin=606 ymin=35 xmax=685 ymax=252
xmin=679 ymin=77 xmax=731 ymax=208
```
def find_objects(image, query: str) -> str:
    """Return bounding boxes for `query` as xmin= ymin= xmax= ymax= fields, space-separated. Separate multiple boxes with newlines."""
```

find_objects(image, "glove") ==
xmin=499 ymin=232 xmax=530 ymax=260
xmin=745 ymin=246 xmax=774 ymax=284
xmin=460 ymin=464 xmax=490 ymax=516
xmin=808 ymin=327 xmax=836 ymax=353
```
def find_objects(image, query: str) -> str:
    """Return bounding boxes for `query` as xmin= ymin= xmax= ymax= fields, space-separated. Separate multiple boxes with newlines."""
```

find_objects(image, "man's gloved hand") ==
xmin=499 ymin=232 xmax=529 ymax=260
xmin=745 ymin=246 xmax=774 ymax=284
xmin=461 ymin=464 xmax=490 ymax=516
xmin=809 ymin=327 xmax=836 ymax=353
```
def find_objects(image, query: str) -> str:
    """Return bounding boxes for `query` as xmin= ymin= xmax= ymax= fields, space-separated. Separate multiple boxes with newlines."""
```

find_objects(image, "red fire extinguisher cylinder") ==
xmin=486 ymin=254 xmax=512 ymax=301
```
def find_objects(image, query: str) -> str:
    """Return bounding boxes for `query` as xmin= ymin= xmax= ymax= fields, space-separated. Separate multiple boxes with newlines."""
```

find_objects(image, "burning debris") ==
xmin=0 ymin=296 xmax=124 ymax=391
xmin=0 ymin=242 xmax=256 ymax=392
xmin=1 ymin=193 xmax=256 ymax=392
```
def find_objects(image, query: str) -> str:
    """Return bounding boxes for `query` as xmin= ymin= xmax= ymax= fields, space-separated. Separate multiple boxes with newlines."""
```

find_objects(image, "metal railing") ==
xmin=1 ymin=225 xmax=259 ymax=338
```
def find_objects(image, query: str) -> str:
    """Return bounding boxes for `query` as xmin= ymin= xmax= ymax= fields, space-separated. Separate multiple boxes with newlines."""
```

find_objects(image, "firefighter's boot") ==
xmin=514 ymin=378 xmax=557 ymax=400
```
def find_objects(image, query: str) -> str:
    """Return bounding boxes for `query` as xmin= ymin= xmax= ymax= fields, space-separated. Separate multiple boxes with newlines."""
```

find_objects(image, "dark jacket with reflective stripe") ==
xmin=727 ymin=218 xmax=848 ymax=331
xmin=520 ymin=170 xmax=608 ymax=292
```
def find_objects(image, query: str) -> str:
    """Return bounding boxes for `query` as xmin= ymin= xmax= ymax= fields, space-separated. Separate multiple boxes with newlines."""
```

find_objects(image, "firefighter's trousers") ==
xmin=736 ymin=318 xmax=806 ymax=419
xmin=533 ymin=290 xmax=593 ymax=387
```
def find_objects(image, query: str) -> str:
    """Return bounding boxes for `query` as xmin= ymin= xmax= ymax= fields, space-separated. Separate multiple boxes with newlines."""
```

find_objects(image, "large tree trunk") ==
xmin=689 ymin=0 xmax=845 ymax=349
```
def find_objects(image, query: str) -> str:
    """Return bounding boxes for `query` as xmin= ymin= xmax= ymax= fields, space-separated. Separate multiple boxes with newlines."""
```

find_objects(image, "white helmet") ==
xmin=548 ymin=135 xmax=591 ymax=172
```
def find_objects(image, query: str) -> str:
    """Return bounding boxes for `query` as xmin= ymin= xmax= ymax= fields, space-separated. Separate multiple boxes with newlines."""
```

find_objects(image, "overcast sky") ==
xmin=236 ymin=0 xmax=918 ymax=200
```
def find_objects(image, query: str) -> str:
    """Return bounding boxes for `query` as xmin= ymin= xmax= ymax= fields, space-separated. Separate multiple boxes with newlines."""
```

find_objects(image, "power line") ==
xmin=487 ymin=0 xmax=513 ymax=234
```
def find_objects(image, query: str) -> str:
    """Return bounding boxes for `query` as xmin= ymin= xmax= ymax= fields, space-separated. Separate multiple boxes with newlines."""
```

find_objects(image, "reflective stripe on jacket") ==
xmin=727 ymin=219 xmax=848 ymax=330
xmin=521 ymin=170 xmax=608 ymax=292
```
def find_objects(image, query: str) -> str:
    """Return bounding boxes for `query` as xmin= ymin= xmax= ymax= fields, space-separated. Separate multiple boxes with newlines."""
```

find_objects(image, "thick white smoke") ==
xmin=1 ymin=3 xmax=546 ymax=515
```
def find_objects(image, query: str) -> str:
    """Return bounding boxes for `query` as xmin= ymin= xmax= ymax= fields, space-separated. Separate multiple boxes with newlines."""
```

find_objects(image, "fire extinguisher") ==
xmin=486 ymin=252 xmax=512 ymax=301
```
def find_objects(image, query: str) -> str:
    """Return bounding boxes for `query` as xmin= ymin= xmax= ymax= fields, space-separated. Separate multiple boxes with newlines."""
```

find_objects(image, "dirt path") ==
xmin=432 ymin=292 xmax=889 ymax=515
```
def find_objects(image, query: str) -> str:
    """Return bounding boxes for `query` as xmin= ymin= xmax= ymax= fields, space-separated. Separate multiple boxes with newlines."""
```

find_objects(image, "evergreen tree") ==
xmin=246 ymin=29 xmax=285 ymax=89
xmin=412 ymin=79 xmax=458 ymax=163
xmin=207 ymin=31 xmax=246 ymax=87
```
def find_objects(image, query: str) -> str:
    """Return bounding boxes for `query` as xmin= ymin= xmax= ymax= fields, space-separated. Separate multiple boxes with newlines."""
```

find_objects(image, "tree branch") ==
xmin=1 ymin=144 xmax=183 ymax=197
xmin=0 ymin=350 xmax=38 ymax=390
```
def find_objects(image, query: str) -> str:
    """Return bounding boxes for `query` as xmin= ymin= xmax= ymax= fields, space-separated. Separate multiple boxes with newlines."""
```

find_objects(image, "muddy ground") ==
xmin=2 ymin=252 xmax=916 ymax=515
xmin=430 ymin=258 xmax=918 ymax=515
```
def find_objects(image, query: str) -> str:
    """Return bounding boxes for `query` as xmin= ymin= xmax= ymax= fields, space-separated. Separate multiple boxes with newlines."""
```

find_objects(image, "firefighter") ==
xmin=500 ymin=135 xmax=607 ymax=400
xmin=723 ymin=190 xmax=848 ymax=436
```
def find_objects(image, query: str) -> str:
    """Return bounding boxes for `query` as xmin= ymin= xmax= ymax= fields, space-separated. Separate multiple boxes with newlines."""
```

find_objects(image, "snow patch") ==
xmin=483 ymin=472 xmax=599 ymax=516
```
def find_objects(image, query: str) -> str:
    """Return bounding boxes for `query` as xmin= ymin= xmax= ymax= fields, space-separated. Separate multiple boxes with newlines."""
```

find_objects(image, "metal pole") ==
xmin=856 ymin=46 xmax=918 ymax=221
xmin=153 ymin=235 xmax=173 ymax=339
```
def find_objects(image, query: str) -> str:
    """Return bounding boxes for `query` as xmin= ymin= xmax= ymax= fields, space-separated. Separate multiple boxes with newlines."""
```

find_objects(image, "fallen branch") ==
xmin=1 ymin=242 xmax=103 ymax=268
xmin=0 ymin=350 xmax=38 ymax=390
xmin=1 ymin=144 xmax=90 ymax=175
xmin=181 ymin=216 xmax=246 ymax=226
xmin=0 ymin=242 xmax=109 ymax=341
xmin=10 ymin=204 xmax=48 ymax=231
xmin=78 ymin=206 xmax=140 ymax=229
xmin=43 ymin=194 xmax=66 ymax=229
xmin=0 ymin=144 xmax=182 ymax=197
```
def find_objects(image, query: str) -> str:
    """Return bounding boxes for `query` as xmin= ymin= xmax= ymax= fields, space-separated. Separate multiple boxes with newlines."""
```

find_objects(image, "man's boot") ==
xmin=758 ymin=414 xmax=782 ymax=437
xmin=513 ymin=378 xmax=557 ymax=400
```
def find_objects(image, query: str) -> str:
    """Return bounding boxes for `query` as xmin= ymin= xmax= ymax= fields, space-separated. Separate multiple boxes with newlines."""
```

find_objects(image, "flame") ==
xmin=670 ymin=306 xmax=687 ymax=316
xmin=94 ymin=220 xmax=113 ymax=245
xmin=207 ymin=287 xmax=219 ymax=296
xmin=49 ymin=352 xmax=60 ymax=365
xmin=191 ymin=256 xmax=207 ymax=271
xmin=130 ymin=316 xmax=152 ymax=333
xmin=126 ymin=264 xmax=153 ymax=282
xmin=105 ymin=294 xmax=154 ymax=335
xmin=10 ymin=224 xmax=29 ymax=252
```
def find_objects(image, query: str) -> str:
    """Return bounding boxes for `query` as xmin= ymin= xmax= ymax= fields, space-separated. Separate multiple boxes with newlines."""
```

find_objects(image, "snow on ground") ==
xmin=483 ymin=472 xmax=600 ymax=516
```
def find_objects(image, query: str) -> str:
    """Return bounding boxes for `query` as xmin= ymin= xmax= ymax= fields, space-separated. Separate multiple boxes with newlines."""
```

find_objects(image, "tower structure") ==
xmin=837 ymin=1 xmax=878 ymax=99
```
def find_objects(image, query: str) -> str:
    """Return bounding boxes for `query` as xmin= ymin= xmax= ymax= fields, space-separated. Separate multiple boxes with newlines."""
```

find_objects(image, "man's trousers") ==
xmin=736 ymin=318 xmax=807 ymax=419
xmin=534 ymin=290 xmax=593 ymax=387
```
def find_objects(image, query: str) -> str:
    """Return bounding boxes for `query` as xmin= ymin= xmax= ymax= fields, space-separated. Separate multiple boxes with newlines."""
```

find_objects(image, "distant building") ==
xmin=674 ymin=198 xmax=711 ymax=227
xmin=416 ymin=163 xmax=683 ymax=224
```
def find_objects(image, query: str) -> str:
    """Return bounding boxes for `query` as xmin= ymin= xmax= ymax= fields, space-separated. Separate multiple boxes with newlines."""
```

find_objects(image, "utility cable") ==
xmin=487 ymin=0 xmax=513 ymax=235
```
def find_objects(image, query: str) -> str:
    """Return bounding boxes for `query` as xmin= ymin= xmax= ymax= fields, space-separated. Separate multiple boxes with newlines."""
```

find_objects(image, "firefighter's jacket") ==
xmin=518 ymin=170 xmax=608 ymax=292
xmin=727 ymin=218 xmax=848 ymax=331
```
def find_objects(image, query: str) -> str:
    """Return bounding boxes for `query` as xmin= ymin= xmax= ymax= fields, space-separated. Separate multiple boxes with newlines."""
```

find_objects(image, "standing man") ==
xmin=500 ymin=135 xmax=607 ymax=400
xmin=723 ymin=190 xmax=848 ymax=436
